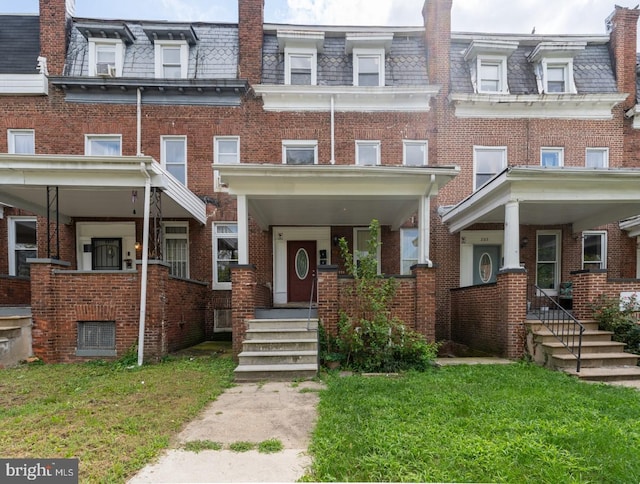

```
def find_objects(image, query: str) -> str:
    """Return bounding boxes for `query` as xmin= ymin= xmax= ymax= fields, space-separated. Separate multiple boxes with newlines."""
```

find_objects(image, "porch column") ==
xmin=502 ymin=200 xmax=520 ymax=270
xmin=237 ymin=195 xmax=249 ymax=265
xmin=418 ymin=195 xmax=432 ymax=266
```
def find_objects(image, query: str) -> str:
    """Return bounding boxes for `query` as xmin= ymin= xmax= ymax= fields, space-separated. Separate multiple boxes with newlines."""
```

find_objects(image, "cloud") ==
xmin=159 ymin=0 xmax=235 ymax=22
xmin=284 ymin=0 xmax=425 ymax=26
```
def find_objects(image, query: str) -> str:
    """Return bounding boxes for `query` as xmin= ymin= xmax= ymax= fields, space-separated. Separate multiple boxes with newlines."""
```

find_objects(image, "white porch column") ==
xmin=237 ymin=195 xmax=249 ymax=265
xmin=502 ymin=200 xmax=521 ymax=270
xmin=418 ymin=195 xmax=432 ymax=266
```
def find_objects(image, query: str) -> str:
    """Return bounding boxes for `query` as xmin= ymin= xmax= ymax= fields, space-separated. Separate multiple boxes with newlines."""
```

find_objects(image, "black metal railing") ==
xmin=527 ymin=284 xmax=585 ymax=372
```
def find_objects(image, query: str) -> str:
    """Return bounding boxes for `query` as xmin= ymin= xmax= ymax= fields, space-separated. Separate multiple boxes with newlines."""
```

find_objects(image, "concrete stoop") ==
xmin=234 ymin=318 xmax=319 ymax=382
xmin=0 ymin=310 xmax=33 ymax=368
xmin=525 ymin=319 xmax=640 ymax=383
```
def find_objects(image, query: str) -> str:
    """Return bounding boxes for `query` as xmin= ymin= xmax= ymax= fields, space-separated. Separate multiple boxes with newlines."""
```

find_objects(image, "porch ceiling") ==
xmin=442 ymin=166 xmax=640 ymax=234
xmin=0 ymin=154 xmax=206 ymax=224
xmin=216 ymin=164 xmax=460 ymax=229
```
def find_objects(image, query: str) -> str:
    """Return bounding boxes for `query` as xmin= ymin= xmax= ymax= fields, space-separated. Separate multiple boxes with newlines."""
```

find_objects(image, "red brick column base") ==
xmin=317 ymin=265 xmax=339 ymax=335
xmin=231 ymin=264 xmax=256 ymax=359
xmin=497 ymin=269 xmax=527 ymax=359
xmin=412 ymin=264 xmax=437 ymax=342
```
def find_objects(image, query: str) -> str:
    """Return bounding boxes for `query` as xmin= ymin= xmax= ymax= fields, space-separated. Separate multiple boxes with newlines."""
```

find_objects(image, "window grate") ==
xmin=77 ymin=321 xmax=116 ymax=356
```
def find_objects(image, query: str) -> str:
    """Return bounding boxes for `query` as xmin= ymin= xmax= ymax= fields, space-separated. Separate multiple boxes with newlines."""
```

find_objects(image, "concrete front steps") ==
xmin=526 ymin=318 xmax=640 ymax=383
xmin=0 ymin=309 xmax=33 ymax=368
xmin=234 ymin=318 xmax=319 ymax=382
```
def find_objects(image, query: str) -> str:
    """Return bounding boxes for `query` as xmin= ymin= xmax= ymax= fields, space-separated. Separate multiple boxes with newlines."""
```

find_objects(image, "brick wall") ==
xmin=238 ymin=0 xmax=264 ymax=84
xmin=29 ymin=259 xmax=206 ymax=362
xmin=39 ymin=0 xmax=73 ymax=76
xmin=571 ymin=270 xmax=640 ymax=320
xmin=451 ymin=270 xmax=526 ymax=357
xmin=0 ymin=276 xmax=31 ymax=306
xmin=231 ymin=264 xmax=256 ymax=358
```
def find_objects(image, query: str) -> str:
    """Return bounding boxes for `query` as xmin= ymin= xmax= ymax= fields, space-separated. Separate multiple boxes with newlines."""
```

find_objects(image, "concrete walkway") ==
xmin=128 ymin=380 xmax=324 ymax=483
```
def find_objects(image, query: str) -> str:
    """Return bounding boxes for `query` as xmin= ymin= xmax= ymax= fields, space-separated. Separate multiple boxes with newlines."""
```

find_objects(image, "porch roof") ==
xmin=216 ymin=163 xmax=460 ymax=230
xmin=0 ymin=154 xmax=206 ymax=224
xmin=441 ymin=166 xmax=640 ymax=234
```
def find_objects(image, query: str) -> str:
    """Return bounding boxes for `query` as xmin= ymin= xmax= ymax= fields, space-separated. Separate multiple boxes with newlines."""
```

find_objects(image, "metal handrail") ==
xmin=307 ymin=271 xmax=317 ymax=331
xmin=528 ymin=284 xmax=585 ymax=372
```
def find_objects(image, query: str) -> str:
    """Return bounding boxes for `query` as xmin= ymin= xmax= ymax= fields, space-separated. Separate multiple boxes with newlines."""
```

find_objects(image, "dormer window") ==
xmin=278 ymin=30 xmax=324 ymax=86
xmin=528 ymin=42 xmax=586 ymax=95
xmin=155 ymin=41 xmax=189 ymax=79
xmin=88 ymin=39 xmax=124 ymax=77
xmin=346 ymin=33 xmax=393 ymax=87
xmin=463 ymin=40 xmax=518 ymax=94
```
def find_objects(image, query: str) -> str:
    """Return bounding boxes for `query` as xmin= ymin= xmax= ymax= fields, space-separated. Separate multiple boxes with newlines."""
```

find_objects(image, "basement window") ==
xmin=77 ymin=321 xmax=116 ymax=357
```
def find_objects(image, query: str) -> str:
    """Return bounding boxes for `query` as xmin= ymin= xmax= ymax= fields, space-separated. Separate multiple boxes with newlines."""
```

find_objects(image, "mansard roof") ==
xmin=451 ymin=33 xmax=618 ymax=95
xmin=0 ymin=15 xmax=40 ymax=74
xmin=64 ymin=18 xmax=239 ymax=79
xmin=262 ymin=25 xmax=429 ymax=86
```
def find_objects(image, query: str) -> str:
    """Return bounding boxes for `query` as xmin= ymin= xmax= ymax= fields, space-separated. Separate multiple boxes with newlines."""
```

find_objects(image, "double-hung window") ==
xmin=282 ymin=140 xmax=317 ymax=165
xmin=356 ymin=141 xmax=380 ymax=166
xmin=545 ymin=63 xmax=569 ymax=93
xmin=155 ymin=41 xmax=188 ymax=79
xmin=586 ymin=148 xmax=608 ymax=168
xmin=353 ymin=227 xmax=381 ymax=274
xmin=213 ymin=223 xmax=238 ymax=289
xmin=477 ymin=57 xmax=508 ymax=93
xmin=582 ymin=231 xmax=606 ymax=270
xmin=401 ymin=228 xmax=419 ymax=275
xmin=403 ymin=140 xmax=427 ymax=166
xmin=474 ymin=146 xmax=506 ymax=190
xmin=85 ymin=135 xmax=122 ymax=156
xmin=8 ymin=129 xmax=35 ymax=154
xmin=161 ymin=136 xmax=187 ymax=185
xmin=285 ymin=50 xmax=316 ymax=85
xmin=541 ymin=148 xmax=564 ymax=167
xmin=353 ymin=49 xmax=384 ymax=87
xmin=8 ymin=217 xmax=37 ymax=277
xmin=214 ymin=136 xmax=240 ymax=191
xmin=88 ymin=39 xmax=124 ymax=77
xmin=164 ymin=223 xmax=189 ymax=278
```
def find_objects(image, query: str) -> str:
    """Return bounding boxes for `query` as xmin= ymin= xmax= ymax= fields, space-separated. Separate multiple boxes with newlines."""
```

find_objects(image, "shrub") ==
xmin=591 ymin=295 xmax=640 ymax=356
xmin=324 ymin=219 xmax=438 ymax=372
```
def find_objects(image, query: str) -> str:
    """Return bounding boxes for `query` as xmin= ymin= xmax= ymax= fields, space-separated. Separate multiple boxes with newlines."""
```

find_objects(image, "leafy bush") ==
xmin=591 ymin=295 xmax=640 ymax=356
xmin=323 ymin=219 xmax=438 ymax=372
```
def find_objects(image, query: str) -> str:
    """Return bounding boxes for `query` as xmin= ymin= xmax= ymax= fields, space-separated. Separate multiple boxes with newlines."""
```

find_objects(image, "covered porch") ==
xmin=0 ymin=154 xmax=207 ymax=363
xmin=441 ymin=166 xmax=640 ymax=358
xmin=216 ymin=163 xmax=459 ymax=356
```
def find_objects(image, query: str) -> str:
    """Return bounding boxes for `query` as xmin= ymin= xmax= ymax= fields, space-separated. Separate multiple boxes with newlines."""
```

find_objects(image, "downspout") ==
xmin=330 ymin=95 xmax=335 ymax=164
xmin=137 ymin=163 xmax=151 ymax=366
xmin=419 ymin=174 xmax=436 ymax=267
xmin=136 ymin=87 xmax=150 ymax=366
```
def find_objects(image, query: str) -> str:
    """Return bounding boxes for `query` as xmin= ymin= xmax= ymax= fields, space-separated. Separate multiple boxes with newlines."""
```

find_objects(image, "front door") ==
xmin=287 ymin=241 xmax=317 ymax=303
xmin=473 ymin=245 xmax=500 ymax=285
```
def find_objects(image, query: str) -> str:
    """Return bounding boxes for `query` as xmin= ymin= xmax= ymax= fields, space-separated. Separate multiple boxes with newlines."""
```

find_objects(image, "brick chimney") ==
xmin=39 ymin=0 xmax=74 ymax=76
xmin=423 ymin=0 xmax=452 ymax=94
xmin=608 ymin=5 xmax=640 ymax=110
xmin=238 ymin=0 xmax=264 ymax=85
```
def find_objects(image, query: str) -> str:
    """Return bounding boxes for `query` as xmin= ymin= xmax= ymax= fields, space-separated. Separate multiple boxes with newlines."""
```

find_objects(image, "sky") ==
xmin=1 ymin=0 xmax=639 ymax=38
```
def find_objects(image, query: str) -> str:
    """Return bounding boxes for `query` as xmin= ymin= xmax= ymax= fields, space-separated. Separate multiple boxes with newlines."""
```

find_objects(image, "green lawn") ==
xmin=306 ymin=363 xmax=640 ymax=483
xmin=0 ymin=354 xmax=234 ymax=482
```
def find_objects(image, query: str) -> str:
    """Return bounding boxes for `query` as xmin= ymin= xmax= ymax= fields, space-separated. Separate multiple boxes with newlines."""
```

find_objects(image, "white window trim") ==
xmin=586 ymin=147 xmax=609 ymax=168
xmin=582 ymin=230 xmax=607 ymax=270
xmin=84 ymin=134 xmax=122 ymax=156
xmin=540 ymin=147 xmax=564 ymax=167
xmin=400 ymin=227 xmax=419 ymax=275
xmin=403 ymin=140 xmax=428 ymax=166
xmin=214 ymin=136 xmax=240 ymax=191
xmin=355 ymin=140 xmax=381 ymax=166
xmin=7 ymin=129 xmax=35 ymax=154
xmin=88 ymin=38 xmax=124 ymax=77
xmin=163 ymin=222 xmax=189 ymax=279
xmin=476 ymin=55 xmax=508 ymax=94
xmin=282 ymin=140 xmax=318 ymax=165
xmin=473 ymin=146 xmax=507 ymax=191
xmin=353 ymin=226 xmax=381 ymax=275
xmin=154 ymin=40 xmax=189 ymax=79
xmin=540 ymin=58 xmax=576 ymax=94
xmin=213 ymin=222 xmax=238 ymax=290
xmin=536 ymin=229 xmax=562 ymax=296
xmin=284 ymin=46 xmax=317 ymax=86
xmin=8 ymin=216 xmax=37 ymax=277
xmin=161 ymin=135 xmax=187 ymax=185
xmin=352 ymin=48 xmax=385 ymax=87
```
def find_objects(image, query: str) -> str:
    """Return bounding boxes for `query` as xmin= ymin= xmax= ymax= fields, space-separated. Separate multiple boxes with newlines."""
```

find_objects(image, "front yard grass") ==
xmin=306 ymin=363 xmax=640 ymax=483
xmin=0 ymin=354 xmax=234 ymax=482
